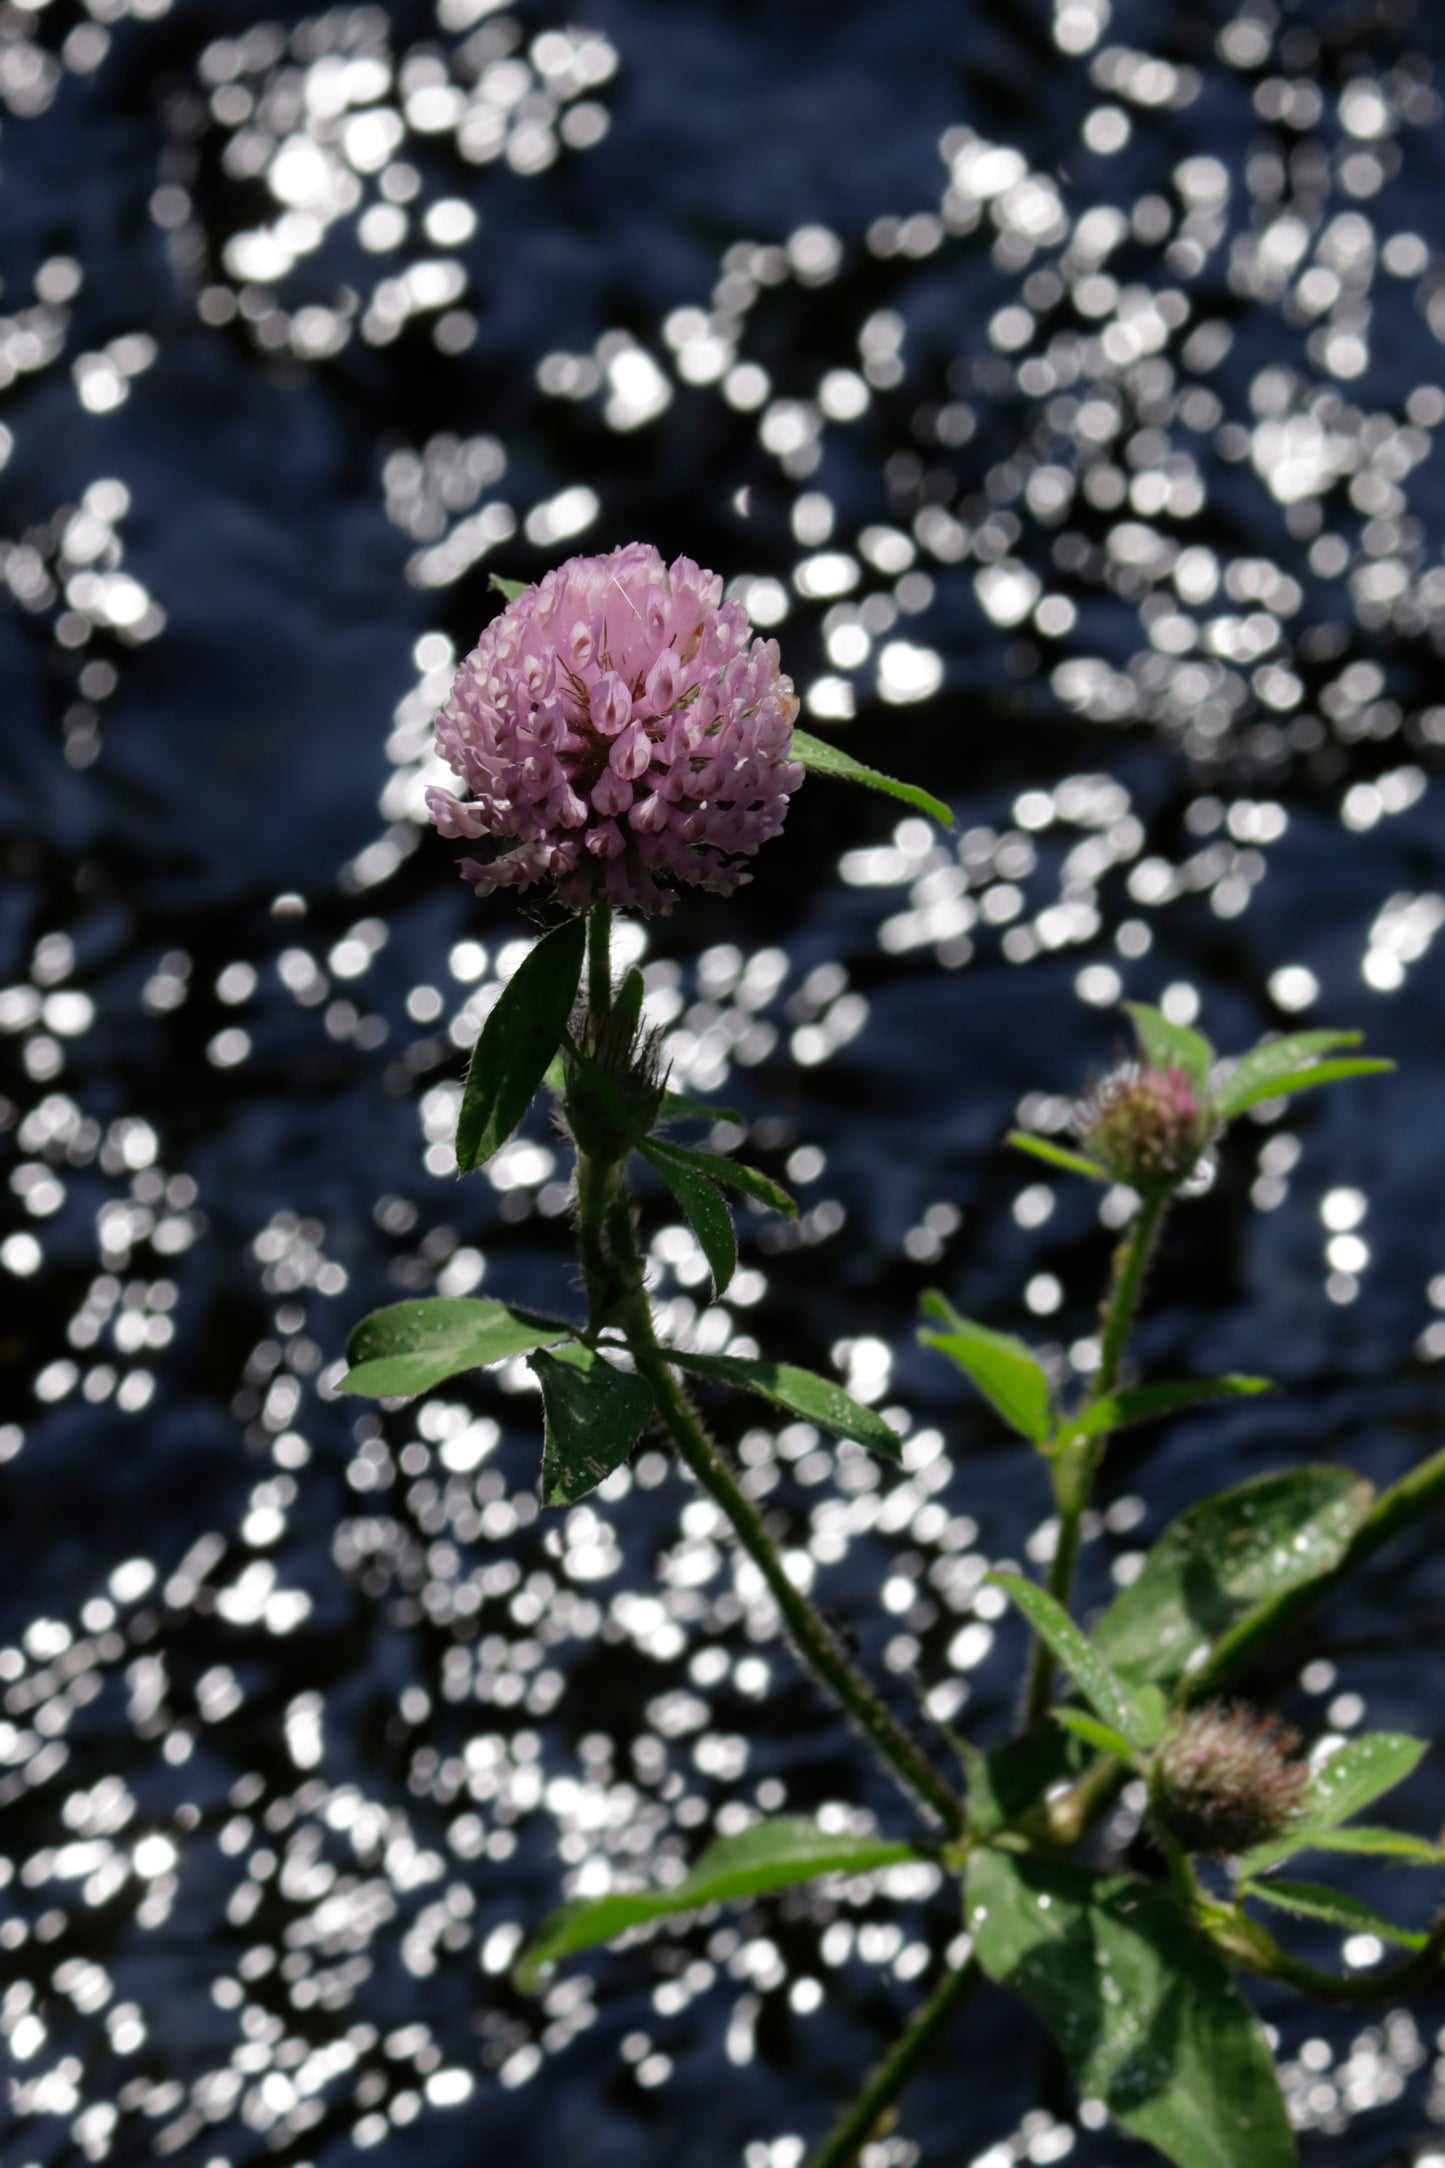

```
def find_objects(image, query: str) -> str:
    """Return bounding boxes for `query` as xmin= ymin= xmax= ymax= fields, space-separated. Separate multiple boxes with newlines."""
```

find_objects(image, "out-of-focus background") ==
xmin=5 ymin=0 xmax=1445 ymax=2161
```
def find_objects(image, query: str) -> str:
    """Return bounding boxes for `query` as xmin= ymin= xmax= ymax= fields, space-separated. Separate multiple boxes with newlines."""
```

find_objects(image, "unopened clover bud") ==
xmin=427 ymin=543 xmax=804 ymax=915
xmin=1076 ymin=1063 xmax=1216 ymax=1191
xmin=1148 ymin=1702 xmax=1310 ymax=1858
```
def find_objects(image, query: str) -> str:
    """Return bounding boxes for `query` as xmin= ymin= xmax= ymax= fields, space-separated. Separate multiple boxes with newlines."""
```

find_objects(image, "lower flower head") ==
xmin=427 ymin=543 xmax=804 ymax=914
xmin=1076 ymin=1063 xmax=1216 ymax=1190
xmin=1148 ymin=1702 xmax=1310 ymax=1857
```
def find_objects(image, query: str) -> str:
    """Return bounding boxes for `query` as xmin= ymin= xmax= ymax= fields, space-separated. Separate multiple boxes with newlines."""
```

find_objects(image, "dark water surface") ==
xmin=6 ymin=0 xmax=1445 ymax=2161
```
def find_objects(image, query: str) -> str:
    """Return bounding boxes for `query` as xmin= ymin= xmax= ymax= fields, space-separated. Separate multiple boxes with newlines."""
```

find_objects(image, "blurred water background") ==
xmin=6 ymin=0 xmax=1445 ymax=2161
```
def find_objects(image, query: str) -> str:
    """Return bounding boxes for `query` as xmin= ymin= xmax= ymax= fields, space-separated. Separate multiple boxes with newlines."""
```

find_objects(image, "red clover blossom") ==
xmin=427 ymin=543 xmax=804 ymax=914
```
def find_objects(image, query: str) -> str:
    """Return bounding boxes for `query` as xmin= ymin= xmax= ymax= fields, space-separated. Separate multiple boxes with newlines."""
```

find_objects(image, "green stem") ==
xmin=600 ymin=1192 xmax=963 ymax=1832
xmin=1022 ymin=1187 xmax=1169 ymax=1729
xmin=1205 ymin=1902 xmax=1445 ymax=2004
xmin=587 ymin=902 xmax=613 ymax=1023
xmin=629 ymin=1326 xmax=965 ymax=1831
xmin=1093 ymin=1185 xmax=1169 ymax=1400
xmin=806 ymin=1959 xmax=980 ymax=2168
xmin=1160 ymin=1834 xmax=1203 ymax=1914
xmin=573 ymin=905 xmax=622 ymax=1337
xmin=575 ymin=1150 xmax=620 ymax=1340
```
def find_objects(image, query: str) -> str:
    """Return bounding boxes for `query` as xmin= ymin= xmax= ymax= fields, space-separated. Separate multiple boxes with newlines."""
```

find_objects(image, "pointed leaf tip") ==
xmin=790 ymin=727 xmax=953 ymax=827
xmin=531 ymin=1344 xmax=654 ymax=1506
xmin=1123 ymin=1002 xmax=1215 ymax=1087
xmin=456 ymin=917 xmax=586 ymax=1171
xmin=989 ymin=1570 xmax=1157 ymax=1750
xmin=645 ymin=1138 xmax=795 ymax=1218
xmin=639 ymin=1138 xmax=737 ymax=1295
xmin=918 ymin=1295 xmax=1050 ymax=1443
xmin=1006 ymin=1130 xmax=1109 ymax=1182
xmin=1220 ymin=1057 xmax=1393 ymax=1120
xmin=517 ymin=1818 xmax=925 ymax=1990
xmin=667 ymin=1349 xmax=902 ymax=1462
xmin=341 ymin=1296 xmax=576 ymax=1398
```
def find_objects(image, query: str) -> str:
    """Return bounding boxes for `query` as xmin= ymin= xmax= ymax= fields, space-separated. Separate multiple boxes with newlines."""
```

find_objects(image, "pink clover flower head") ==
xmin=1076 ymin=1062 xmax=1216 ymax=1189
xmin=426 ymin=543 xmax=804 ymax=913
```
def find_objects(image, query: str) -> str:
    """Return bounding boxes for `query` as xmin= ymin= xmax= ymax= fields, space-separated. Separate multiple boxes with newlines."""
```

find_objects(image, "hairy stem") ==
xmin=629 ymin=1321 xmax=965 ymax=1830
xmin=598 ymin=1188 xmax=963 ymax=1831
xmin=806 ymin=1959 xmax=980 ymax=2168
xmin=1205 ymin=1901 xmax=1445 ymax=2004
xmin=1022 ymin=1187 xmax=1169 ymax=1728
xmin=1093 ymin=1185 xmax=1168 ymax=1399
xmin=574 ymin=1149 xmax=620 ymax=1340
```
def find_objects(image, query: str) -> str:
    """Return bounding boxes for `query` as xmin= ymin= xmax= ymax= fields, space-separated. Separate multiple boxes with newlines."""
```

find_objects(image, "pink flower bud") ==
xmin=1076 ymin=1064 xmax=1216 ymax=1190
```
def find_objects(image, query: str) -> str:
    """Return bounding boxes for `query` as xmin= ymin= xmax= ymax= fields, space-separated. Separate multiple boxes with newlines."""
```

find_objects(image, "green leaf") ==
xmin=1241 ymin=1878 xmax=1427 ymax=1950
xmin=659 ymin=1091 xmax=743 ymax=1124
xmin=1124 ymin=1002 xmax=1215 ymax=1088
xmin=667 ymin=1349 xmax=902 ymax=1463
xmin=1217 ymin=1059 xmax=1393 ymax=1119
xmin=918 ymin=1294 xmax=1050 ymax=1445
xmin=1006 ymin=1130 xmax=1110 ymax=1182
xmin=341 ymin=1297 xmax=574 ymax=1398
xmin=1064 ymin=1376 xmax=1272 ymax=1443
xmin=989 ymin=1572 xmax=1158 ymax=1751
xmin=489 ymin=572 xmax=529 ymax=601
xmin=1092 ymin=1467 xmax=1375 ymax=1690
xmin=1054 ymin=1709 xmax=1139 ymax=1765
xmin=638 ymin=1138 xmax=737 ymax=1294
xmin=644 ymin=1137 xmax=796 ymax=1218
xmin=968 ymin=1850 xmax=1295 ymax=2168
xmin=1213 ymin=1031 xmax=1365 ymax=1120
xmin=456 ymin=918 xmax=586 ymax=1171
xmin=529 ymin=1344 xmax=655 ymax=1506
xmin=1258 ymin=1825 xmax=1444 ymax=1866
xmin=790 ymin=726 xmax=953 ymax=828
xmin=517 ymin=1818 xmax=925 ymax=1989
xmin=1239 ymin=1734 xmax=1429 ymax=1877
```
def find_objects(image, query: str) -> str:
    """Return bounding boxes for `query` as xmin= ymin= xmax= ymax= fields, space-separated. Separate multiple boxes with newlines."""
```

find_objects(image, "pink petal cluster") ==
xmin=427 ymin=543 xmax=804 ymax=914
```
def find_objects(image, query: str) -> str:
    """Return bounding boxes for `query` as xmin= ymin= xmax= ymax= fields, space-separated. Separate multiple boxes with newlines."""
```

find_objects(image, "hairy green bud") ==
xmin=1076 ymin=1063 xmax=1217 ymax=1191
xmin=1148 ymin=1701 xmax=1310 ymax=1858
